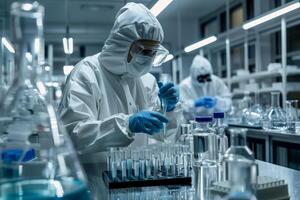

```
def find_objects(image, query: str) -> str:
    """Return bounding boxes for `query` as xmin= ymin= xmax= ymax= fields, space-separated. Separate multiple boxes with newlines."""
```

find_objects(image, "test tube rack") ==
xmin=103 ymin=171 xmax=192 ymax=189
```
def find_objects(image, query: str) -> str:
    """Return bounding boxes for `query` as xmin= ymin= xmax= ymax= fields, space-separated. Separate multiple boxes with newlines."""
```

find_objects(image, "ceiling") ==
xmin=0 ymin=0 xmax=227 ymax=74
xmin=158 ymin=0 xmax=226 ymax=19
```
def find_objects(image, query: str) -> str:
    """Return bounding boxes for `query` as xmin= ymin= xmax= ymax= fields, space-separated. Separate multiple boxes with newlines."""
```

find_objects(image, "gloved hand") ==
xmin=194 ymin=96 xmax=216 ymax=108
xmin=129 ymin=111 xmax=169 ymax=135
xmin=158 ymin=82 xmax=179 ymax=112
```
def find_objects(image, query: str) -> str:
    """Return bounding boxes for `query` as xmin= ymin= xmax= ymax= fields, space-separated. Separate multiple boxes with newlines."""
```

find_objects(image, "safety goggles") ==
xmin=197 ymin=74 xmax=212 ymax=83
xmin=129 ymin=40 xmax=169 ymax=67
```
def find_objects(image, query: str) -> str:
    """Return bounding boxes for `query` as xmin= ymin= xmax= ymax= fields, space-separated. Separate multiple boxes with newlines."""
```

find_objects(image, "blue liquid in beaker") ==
xmin=0 ymin=178 xmax=91 ymax=200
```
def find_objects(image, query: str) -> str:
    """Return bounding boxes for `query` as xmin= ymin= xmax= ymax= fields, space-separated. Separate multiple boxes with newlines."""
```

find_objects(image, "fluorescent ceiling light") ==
xmin=150 ymin=0 xmax=173 ymax=17
xmin=1 ymin=37 xmax=15 ymax=54
xmin=184 ymin=36 xmax=217 ymax=53
xmin=243 ymin=2 xmax=300 ymax=30
xmin=34 ymin=38 xmax=40 ymax=54
xmin=63 ymin=37 xmax=73 ymax=54
xmin=22 ymin=3 xmax=33 ymax=11
xmin=63 ymin=65 xmax=74 ymax=76
xmin=164 ymin=54 xmax=174 ymax=63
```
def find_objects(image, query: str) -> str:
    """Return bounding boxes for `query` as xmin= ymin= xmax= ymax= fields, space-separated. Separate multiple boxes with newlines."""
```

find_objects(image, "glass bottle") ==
xmin=213 ymin=112 xmax=228 ymax=182
xmin=223 ymin=129 xmax=256 ymax=185
xmin=262 ymin=92 xmax=287 ymax=131
xmin=179 ymin=123 xmax=193 ymax=152
xmin=286 ymin=100 xmax=298 ymax=133
xmin=192 ymin=116 xmax=217 ymax=200
xmin=244 ymin=92 xmax=264 ymax=127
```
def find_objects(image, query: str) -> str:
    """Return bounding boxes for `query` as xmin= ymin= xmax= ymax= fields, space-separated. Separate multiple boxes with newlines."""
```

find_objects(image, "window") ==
xmin=231 ymin=44 xmax=244 ymax=76
xmin=220 ymin=12 xmax=227 ymax=33
xmin=200 ymin=17 xmax=218 ymax=38
xmin=246 ymin=0 xmax=254 ymax=20
xmin=230 ymin=4 xmax=244 ymax=28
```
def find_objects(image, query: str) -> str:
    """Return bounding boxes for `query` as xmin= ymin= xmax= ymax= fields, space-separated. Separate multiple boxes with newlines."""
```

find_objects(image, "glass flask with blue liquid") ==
xmin=0 ymin=2 xmax=91 ymax=200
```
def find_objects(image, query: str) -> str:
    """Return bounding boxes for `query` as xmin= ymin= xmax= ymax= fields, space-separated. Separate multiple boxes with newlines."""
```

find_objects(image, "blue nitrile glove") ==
xmin=194 ymin=96 xmax=217 ymax=108
xmin=129 ymin=111 xmax=169 ymax=135
xmin=158 ymin=82 xmax=179 ymax=112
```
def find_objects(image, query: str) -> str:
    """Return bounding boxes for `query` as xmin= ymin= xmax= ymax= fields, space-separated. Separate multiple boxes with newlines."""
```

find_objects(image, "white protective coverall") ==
xmin=180 ymin=55 xmax=231 ymax=121
xmin=58 ymin=3 xmax=182 ymax=163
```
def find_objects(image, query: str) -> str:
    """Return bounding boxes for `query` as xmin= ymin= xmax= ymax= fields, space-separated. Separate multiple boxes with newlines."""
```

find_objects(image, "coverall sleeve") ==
xmin=58 ymin=65 xmax=133 ymax=155
xmin=179 ymin=82 xmax=195 ymax=122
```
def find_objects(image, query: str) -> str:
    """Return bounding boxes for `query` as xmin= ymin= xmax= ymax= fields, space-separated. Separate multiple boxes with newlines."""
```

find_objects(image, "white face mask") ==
xmin=126 ymin=54 xmax=154 ymax=78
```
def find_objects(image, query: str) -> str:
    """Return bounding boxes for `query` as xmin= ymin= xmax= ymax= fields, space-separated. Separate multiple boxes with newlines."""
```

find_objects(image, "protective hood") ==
xmin=99 ymin=3 xmax=164 ymax=76
xmin=190 ymin=55 xmax=213 ymax=86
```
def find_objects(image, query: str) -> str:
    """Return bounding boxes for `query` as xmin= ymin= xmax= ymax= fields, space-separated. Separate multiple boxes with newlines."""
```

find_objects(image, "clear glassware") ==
xmin=179 ymin=124 xmax=193 ymax=153
xmin=193 ymin=116 xmax=217 ymax=162
xmin=286 ymin=100 xmax=298 ymax=133
xmin=192 ymin=116 xmax=217 ymax=199
xmin=0 ymin=1 xmax=47 ymax=138
xmin=227 ymin=100 xmax=244 ymax=125
xmin=225 ymin=159 xmax=258 ymax=200
xmin=244 ymin=93 xmax=264 ymax=127
xmin=223 ymin=129 xmax=256 ymax=186
xmin=0 ymin=3 xmax=91 ymax=199
xmin=262 ymin=92 xmax=287 ymax=131
xmin=241 ymin=91 xmax=252 ymax=125
xmin=159 ymin=73 xmax=172 ymax=142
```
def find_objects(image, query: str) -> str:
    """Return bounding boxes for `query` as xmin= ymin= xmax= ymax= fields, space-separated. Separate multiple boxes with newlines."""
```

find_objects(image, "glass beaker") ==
xmin=262 ymin=92 xmax=287 ymax=131
xmin=286 ymin=100 xmax=298 ymax=133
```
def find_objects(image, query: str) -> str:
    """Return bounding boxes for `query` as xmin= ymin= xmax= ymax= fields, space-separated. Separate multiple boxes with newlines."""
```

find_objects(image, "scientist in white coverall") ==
xmin=58 ymin=3 xmax=181 ymax=163
xmin=180 ymin=55 xmax=231 ymax=121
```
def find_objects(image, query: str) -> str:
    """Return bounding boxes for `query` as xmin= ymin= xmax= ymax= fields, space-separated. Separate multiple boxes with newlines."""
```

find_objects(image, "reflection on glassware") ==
xmin=0 ymin=2 xmax=91 ymax=199
xmin=286 ymin=100 xmax=298 ymax=134
xmin=262 ymin=92 xmax=287 ymax=131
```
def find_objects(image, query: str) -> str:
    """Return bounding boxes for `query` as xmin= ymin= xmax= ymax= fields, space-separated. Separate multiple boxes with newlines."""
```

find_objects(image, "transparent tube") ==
xmin=125 ymin=148 xmax=133 ymax=179
xmin=139 ymin=151 xmax=145 ymax=180
xmin=159 ymin=73 xmax=171 ymax=142
xmin=286 ymin=100 xmax=298 ymax=133
xmin=132 ymin=151 xmax=140 ymax=179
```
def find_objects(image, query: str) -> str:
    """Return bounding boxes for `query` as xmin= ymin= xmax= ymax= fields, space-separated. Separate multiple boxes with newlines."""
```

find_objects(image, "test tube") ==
xmin=139 ymin=150 xmax=146 ymax=179
xmin=126 ymin=148 xmax=133 ymax=179
xmin=152 ymin=146 xmax=160 ymax=177
xmin=286 ymin=100 xmax=299 ymax=133
xmin=175 ymin=145 xmax=184 ymax=177
xmin=182 ymin=145 xmax=192 ymax=177
xmin=110 ymin=149 xmax=117 ymax=181
xmin=132 ymin=150 xmax=140 ymax=179
xmin=120 ymin=150 xmax=127 ymax=180
xmin=162 ymin=145 xmax=171 ymax=177
xmin=145 ymin=149 xmax=152 ymax=179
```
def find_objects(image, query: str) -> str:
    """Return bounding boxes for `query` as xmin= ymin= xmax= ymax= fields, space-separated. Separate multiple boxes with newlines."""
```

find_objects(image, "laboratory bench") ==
xmin=228 ymin=125 xmax=300 ymax=171
xmin=83 ymin=160 xmax=300 ymax=200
